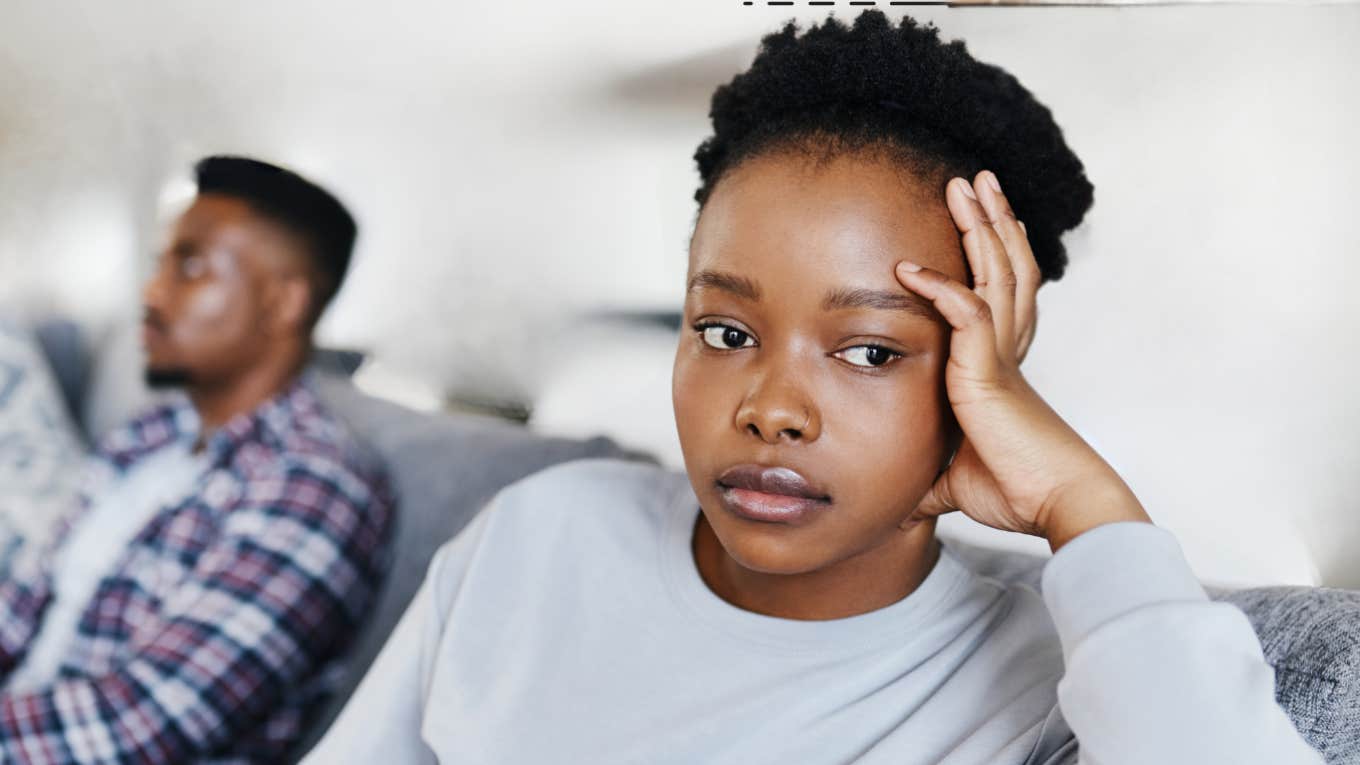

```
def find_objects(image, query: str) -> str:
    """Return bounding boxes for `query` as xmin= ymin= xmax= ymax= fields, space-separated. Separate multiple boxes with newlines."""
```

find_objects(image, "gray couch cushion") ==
xmin=1217 ymin=587 xmax=1360 ymax=763
xmin=942 ymin=535 xmax=1359 ymax=763
xmin=31 ymin=319 xmax=88 ymax=435
xmin=297 ymin=374 xmax=647 ymax=756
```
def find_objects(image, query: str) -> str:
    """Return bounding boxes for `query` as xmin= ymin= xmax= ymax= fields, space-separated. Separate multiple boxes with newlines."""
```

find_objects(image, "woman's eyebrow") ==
xmin=687 ymin=270 xmax=761 ymax=301
xmin=822 ymin=287 xmax=941 ymax=322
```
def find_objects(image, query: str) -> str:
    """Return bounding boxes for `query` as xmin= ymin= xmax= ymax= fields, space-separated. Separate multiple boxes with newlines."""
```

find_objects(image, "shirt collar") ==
xmin=198 ymin=372 xmax=322 ymax=465
xmin=107 ymin=373 xmax=322 ymax=469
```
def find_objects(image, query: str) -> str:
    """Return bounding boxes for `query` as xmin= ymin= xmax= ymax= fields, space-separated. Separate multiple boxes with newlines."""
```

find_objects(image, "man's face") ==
xmin=673 ymin=150 xmax=970 ymax=576
xmin=142 ymin=193 xmax=308 ymax=389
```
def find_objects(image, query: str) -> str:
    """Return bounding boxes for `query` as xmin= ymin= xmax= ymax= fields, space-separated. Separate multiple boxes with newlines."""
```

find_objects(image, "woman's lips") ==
xmin=715 ymin=464 xmax=831 ymax=524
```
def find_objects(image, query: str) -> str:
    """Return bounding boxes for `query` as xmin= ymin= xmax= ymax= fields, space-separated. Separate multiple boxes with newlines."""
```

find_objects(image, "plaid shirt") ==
xmin=0 ymin=376 xmax=395 ymax=764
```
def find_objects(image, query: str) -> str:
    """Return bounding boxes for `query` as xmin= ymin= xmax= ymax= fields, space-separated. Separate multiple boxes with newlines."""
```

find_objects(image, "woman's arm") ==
xmin=895 ymin=172 xmax=1323 ymax=763
xmin=1033 ymin=521 xmax=1323 ymax=764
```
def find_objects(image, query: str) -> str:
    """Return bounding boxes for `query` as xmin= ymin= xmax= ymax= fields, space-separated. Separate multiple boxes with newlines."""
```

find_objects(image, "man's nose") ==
xmin=734 ymin=367 xmax=821 ymax=445
xmin=142 ymin=261 xmax=169 ymax=313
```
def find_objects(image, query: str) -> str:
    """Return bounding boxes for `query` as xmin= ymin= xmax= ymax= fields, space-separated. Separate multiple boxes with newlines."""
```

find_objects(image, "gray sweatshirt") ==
xmin=304 ymin=459 xmax=1323 ymax=764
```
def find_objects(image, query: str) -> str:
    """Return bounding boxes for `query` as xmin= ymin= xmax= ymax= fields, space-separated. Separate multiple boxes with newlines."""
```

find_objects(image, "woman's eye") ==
xmin=699 ymin=324 xmax=755 ymax=350
xmin=835 ymin=345 xmax=901 ymax=368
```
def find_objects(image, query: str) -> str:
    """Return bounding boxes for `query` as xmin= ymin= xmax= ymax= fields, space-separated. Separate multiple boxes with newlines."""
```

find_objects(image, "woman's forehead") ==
xmin=689 ymin=152 xmax=968 ymax=285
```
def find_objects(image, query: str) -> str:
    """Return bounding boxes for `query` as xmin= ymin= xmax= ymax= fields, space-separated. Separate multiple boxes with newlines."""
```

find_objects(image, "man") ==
xmin=0 ymin=156 xmax=395 ymax=763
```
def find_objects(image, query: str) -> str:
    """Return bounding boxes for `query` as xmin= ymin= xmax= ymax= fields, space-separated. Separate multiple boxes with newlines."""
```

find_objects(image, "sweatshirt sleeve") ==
xmin=1040 ymin=521 xmax=1324 ymax=765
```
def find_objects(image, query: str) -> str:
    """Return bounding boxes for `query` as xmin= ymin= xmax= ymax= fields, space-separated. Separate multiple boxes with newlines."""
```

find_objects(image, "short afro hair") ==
xmin=694 ymin=10 xmax=1093 ymax=283
xmin=194 ymin=155 xmax=357 ymax=321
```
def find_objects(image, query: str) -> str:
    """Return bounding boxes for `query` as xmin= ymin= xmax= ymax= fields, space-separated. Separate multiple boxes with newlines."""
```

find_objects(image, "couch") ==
xmin=20 ymin=319 xmax=1360 ymax=763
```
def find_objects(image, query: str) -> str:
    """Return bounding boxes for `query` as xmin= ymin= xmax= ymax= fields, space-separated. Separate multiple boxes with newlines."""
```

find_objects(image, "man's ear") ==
xmin=268 ymin=274 xmax=313 ymax=337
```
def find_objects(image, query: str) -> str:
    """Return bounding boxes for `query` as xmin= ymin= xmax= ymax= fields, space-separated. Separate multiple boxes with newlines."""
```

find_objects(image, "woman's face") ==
xmin=673 ymin=149 xmax=970 ymax=576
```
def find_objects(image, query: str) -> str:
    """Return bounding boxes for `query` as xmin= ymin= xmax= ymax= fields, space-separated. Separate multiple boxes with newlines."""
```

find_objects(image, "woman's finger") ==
xmin=945 ymin=176 xmax=1017 ymax=366
xmin=1016 ymin=305 xmax=1037 ymax=364
xmin=893 ymin=260 xmax=1002 ymax=385
xmin=975 ymin=171 xmax=1041 ymax=364
xmin=911 ymin=473 xmax=960 ymax=521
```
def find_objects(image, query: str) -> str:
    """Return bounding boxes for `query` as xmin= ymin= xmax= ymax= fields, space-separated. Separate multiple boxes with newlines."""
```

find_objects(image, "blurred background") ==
xmin=1 ymin=0 xmax=1357 ymax=587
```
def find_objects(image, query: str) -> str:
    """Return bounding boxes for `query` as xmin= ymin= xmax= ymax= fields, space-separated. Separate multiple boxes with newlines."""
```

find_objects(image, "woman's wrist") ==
xmin=1038 ymin=478 xmax=1152 ymax=553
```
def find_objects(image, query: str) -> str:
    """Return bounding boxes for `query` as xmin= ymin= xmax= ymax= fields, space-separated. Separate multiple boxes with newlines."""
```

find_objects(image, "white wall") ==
xmin=1 ymin=1 xmax=1357 ymax=587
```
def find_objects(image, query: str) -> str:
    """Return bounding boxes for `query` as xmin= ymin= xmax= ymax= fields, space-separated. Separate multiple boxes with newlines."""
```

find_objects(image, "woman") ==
xmin=305 ymin=12 xmax=1323 ymax=763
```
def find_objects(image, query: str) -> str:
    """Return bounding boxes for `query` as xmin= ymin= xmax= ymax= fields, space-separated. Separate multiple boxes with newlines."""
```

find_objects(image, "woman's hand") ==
xmin=896 ymin=170 xmax=1151 ymax=552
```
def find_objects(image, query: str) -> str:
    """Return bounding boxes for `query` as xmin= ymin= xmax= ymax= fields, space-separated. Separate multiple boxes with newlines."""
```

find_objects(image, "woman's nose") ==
xmin=734 ymin=374 xmax=821 ymax=445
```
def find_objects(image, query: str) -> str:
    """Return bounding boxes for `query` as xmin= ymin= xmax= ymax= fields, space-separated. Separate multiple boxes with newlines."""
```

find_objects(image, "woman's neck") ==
xmin=691 ymin=512 xmax=942 ymax=621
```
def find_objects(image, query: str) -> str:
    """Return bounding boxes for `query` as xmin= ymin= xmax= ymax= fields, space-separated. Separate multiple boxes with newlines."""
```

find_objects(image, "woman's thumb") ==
xmin=901 ymin=471 xmax=959 ymax=529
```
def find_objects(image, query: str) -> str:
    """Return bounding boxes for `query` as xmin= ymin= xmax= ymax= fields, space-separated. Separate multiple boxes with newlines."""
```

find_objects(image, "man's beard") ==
xmin=144 ymin=367 xmax=194 ymax=390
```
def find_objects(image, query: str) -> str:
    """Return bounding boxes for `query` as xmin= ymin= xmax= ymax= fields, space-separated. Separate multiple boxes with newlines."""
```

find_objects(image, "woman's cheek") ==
xmin=672 ymin=345 xmax=725 ymax=451
xmin=828 ymin=368 xmax=947 ymax=473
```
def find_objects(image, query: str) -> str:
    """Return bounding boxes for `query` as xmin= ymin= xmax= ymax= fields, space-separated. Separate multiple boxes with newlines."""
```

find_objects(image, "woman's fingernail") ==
xmin=956 ymin=178 xmax=977 ymax=201
xmin=898 ymin=261 xmax=922 ymax=273
xmin=985 ymin=171 xmax=1001 ymax=194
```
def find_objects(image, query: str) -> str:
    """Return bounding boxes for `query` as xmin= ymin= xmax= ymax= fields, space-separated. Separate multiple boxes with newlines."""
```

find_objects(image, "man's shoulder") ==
xmin=215 ymin=382 xmax=395 ymax=556
xmin=242 ymin=380 xmax=390 ymax=495
xmin=273 ymin=379 xmax=374 ymax=462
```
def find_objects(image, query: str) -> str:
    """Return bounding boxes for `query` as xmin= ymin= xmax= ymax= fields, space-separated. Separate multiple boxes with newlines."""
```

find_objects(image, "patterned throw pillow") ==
xmin=0 ymin=314 xmax=87 ymax=567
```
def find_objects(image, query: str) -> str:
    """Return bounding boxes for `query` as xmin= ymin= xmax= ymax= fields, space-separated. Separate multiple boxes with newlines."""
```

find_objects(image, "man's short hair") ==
xmin=194 ymin=155 xmax=358 ymax=324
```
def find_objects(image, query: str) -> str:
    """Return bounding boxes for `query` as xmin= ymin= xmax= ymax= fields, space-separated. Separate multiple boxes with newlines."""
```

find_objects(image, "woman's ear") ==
xmin=939 ymin=424 xmax=965 ymax=476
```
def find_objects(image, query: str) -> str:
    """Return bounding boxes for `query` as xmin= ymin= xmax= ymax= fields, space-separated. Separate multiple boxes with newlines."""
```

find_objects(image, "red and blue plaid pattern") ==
xmin=0 ymin=376 xmax=395 ymax=764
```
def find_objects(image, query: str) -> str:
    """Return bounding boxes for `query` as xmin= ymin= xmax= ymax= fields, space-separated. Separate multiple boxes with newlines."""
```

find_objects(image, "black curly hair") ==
xmin=693 ymin=10 xmax=1093 ymax=283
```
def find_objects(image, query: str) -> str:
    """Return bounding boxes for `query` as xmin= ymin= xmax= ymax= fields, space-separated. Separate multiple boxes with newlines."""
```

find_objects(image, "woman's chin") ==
xmin=706 ymin=508 xmax=939 ymax=580
xmin=709 ymin=524 xmax=836 ymax=577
